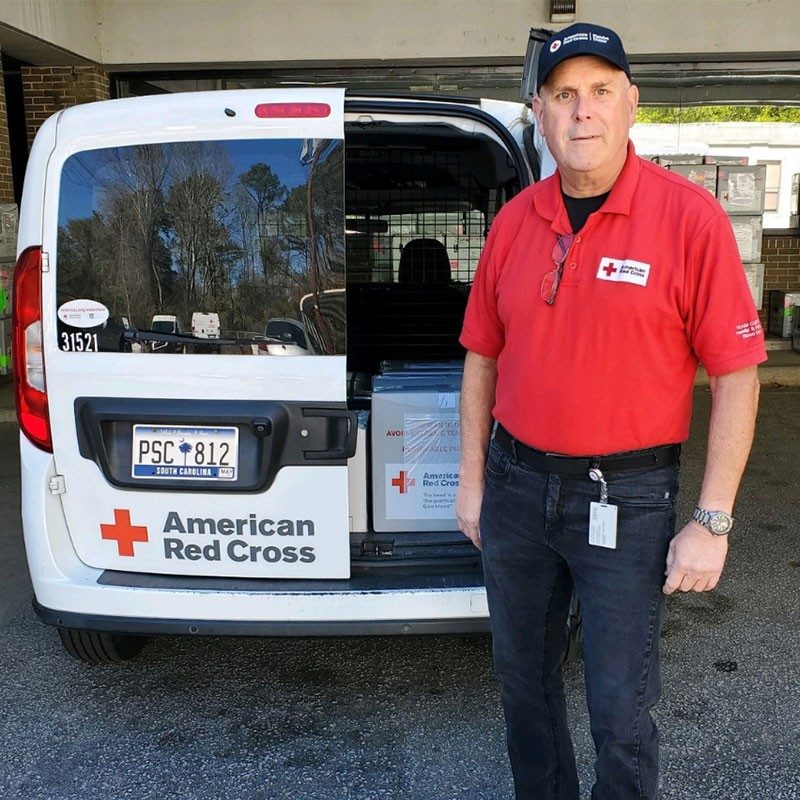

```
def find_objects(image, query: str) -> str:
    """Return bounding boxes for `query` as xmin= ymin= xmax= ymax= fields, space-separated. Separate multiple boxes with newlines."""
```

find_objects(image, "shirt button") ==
xmin=576 ymin=236 xmax=582 ymax=243
xmin=569 ymin=261 xmax=577 ymax=270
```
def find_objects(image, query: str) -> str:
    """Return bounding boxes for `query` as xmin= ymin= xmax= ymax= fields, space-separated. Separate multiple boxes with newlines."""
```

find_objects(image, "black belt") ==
xmin=493 ymin=425 xmax=680 ymax=475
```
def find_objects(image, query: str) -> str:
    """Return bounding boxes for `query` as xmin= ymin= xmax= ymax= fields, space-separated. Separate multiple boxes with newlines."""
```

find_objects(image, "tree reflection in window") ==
xmin=56 ymin=138 xmax=344 ymax=355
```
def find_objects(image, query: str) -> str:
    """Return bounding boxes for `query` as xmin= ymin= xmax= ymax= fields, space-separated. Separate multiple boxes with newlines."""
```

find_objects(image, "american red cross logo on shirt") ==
xmin=100 ymin=509 xmax=149 ymax=557
xmin=602 ymin=262 xmax=618 ymax=277
xmin=391 ymin=471 xmax=416 ymax=494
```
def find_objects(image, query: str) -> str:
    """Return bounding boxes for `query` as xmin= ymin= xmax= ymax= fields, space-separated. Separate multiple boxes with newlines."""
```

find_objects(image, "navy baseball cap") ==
xmin=537 ymin=23 xmax=631 ymax=92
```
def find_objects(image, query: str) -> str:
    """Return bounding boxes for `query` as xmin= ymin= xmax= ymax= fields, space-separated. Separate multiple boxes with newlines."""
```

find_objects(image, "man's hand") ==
xmin=456 ymin=481 xmax=484 ymax=550
xmin=663 ymin=521 xmax=729 ymax=595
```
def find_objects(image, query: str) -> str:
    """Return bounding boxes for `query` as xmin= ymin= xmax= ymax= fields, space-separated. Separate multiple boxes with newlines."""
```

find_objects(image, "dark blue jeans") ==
xmin=480 ymin=436 xmax=680 ymax=800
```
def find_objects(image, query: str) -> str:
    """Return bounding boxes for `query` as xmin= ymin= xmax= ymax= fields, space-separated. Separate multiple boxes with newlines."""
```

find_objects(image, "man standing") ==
xmin=456 ymin=22 xmax=765 ymax=800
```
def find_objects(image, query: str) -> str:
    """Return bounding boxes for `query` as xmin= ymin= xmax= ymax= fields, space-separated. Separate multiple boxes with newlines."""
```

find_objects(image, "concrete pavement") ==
xmin=0 ymin=369 xmax=799 ymax=798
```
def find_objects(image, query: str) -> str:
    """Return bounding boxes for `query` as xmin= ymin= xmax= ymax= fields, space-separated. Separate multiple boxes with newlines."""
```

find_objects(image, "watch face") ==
xmin=709 ymin=514 xmax=732 ymax=534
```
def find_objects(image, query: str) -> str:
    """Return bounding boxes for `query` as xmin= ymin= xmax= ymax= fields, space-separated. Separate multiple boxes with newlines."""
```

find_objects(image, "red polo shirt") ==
xmin=460 ymin=142 xmax=766 ymax=456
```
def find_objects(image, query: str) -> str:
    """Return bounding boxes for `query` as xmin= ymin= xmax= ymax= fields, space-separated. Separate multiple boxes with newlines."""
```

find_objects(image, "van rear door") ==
xmin=42 ymin=89 xmax=355 ymax=579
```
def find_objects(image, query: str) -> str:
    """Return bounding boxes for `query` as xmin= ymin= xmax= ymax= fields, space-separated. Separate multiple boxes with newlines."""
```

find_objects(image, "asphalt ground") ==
xmin=0 ymin=387 xmax=798 ymax=800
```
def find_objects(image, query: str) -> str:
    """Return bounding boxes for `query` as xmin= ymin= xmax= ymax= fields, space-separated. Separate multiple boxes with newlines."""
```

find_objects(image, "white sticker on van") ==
xmin=58 ymin=299 xmax=110 ymax=328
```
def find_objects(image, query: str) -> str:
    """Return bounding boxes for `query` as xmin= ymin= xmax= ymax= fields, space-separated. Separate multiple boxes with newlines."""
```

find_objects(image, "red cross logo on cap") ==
xmin=550 ymin=39 xmax=562 ymax=53
xmin=391 ymin=471 xmax=416 ymax=494
xmin=100 ymin=509 xmax=149 ymax=557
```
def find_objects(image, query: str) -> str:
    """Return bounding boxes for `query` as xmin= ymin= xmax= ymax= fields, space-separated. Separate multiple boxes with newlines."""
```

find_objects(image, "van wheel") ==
xmin=57 ymin=628 xmax=150 ymax=664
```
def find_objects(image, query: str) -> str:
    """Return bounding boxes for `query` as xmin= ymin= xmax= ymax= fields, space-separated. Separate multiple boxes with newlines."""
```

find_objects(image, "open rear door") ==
xmin=515 ymin=27 xmax=558 ymax=181
xmin=520 ymin=27 xmax=556 ymax=105
xmin=41 ymin=88 xmax=355 ymax=579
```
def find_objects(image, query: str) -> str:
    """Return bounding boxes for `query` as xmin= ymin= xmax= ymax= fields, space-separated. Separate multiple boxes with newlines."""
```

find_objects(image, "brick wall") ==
xmin=0 ymin=51 xmax=15 ymax=204
xmin=21 ymin=66 xmax=110 ymax=149
xmin=760 ymin=235 xmax=800 ymax=329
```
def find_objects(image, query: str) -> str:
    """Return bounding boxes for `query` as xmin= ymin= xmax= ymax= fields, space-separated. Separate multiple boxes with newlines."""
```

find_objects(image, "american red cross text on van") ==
xmin=163 ymin=512 xmax=315 ymax=537
xmin=164 ymin=538 xmax=316 ymax=564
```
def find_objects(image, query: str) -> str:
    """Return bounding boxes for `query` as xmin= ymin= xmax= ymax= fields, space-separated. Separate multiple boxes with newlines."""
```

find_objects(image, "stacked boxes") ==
xmin=371 ymin=363 xmax=462 ymax=532
xmin=661 ymin=155 xmax=766 ymax=307
xmin=653 ymin=154 xmax=703 ymax=166
xmin=768 ymin=290 xmax=800 ymax=339
xmin=715 ymin=164 xmax=766 ymax=279
xmin=729 ymin=215 xmax=764 ymax=263
xmin=703 ymin=155 xmax=749 ymax=166
xmin=743 ymin=263 xmax=765 ymax=310
xmin=716 ymin=164 xmax=767 ymax=217
xmin=793 ymin=306 xmax=800 ymax=355
xmin=668 ymin=164 xmax=717 ymax=196
xmin=713 ymin=161 xmax=765 ymax=307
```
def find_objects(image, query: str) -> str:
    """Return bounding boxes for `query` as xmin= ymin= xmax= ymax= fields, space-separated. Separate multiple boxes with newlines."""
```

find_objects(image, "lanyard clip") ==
xmin=588 ymin=463 xmax=608 ymax=504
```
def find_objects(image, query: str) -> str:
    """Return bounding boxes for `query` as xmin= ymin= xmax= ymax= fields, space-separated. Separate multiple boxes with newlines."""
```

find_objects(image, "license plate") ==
xmin=132 ymin=425 xmax=239 ymax=480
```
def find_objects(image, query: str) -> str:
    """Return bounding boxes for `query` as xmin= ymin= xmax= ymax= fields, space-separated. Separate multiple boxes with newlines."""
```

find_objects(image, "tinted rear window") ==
xmin=56 ymin=138 xmax=344 ymax=355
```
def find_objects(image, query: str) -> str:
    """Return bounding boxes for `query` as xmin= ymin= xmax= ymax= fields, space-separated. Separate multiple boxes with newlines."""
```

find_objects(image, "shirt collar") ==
xmin=533 ymin=140 xmax=641 ymax=233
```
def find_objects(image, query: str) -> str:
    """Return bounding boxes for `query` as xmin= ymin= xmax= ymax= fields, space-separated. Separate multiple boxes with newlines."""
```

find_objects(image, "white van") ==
xmin=150 ymin=313 xmax=184 ymax=353
xmin=13 ymin=86 xmax=553 ymax=663
xmin=191 ymin=312 xmax=220 ymax=340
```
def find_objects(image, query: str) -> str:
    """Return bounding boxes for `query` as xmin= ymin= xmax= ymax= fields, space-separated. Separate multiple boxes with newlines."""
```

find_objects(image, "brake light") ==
xmin=254 ymin=103 xmax=331 ymax=119
xmin=12 ymin=246 xmax=51 ymax=451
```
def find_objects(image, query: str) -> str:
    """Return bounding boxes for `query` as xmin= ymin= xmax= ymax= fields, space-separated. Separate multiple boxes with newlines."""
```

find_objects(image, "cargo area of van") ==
xmin=340 ymin=111 xmax=526 ymax=559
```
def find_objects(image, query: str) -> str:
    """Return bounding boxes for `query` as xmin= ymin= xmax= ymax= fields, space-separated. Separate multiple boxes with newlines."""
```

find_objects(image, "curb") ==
xmin=695 ymin=366 xmax=800 ymax=388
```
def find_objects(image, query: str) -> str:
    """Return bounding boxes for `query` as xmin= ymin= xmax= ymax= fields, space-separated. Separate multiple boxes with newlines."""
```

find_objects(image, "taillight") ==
xmin=12 ymin=246 xmax=52 ymax=451
xmin=254 ymin=103 xmax=331 ymax=119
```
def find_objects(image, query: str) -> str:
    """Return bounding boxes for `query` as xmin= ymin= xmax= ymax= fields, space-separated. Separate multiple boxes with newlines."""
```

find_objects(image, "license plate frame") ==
xmin=131 ymin=424 xmax=239 ymax=481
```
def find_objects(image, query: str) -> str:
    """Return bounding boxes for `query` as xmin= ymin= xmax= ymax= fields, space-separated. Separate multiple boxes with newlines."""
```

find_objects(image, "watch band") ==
xmin=692 ymin=506 xmax=734 ymax=536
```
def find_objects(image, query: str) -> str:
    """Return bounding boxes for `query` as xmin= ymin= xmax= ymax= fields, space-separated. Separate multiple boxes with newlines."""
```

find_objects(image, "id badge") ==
xmin=589 ymin=502 xmax=618 ymax=549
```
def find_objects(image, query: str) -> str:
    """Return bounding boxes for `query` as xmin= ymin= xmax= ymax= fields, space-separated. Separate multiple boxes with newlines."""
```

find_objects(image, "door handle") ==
xmin=301 ymin=408 xmax=359 ymax=460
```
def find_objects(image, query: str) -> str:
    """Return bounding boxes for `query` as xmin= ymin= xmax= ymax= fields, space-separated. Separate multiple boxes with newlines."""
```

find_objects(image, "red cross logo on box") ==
xmin=100 ymin=509 xmax=149 ymax=557
xmin=391 ymin=470 xmax=416 ymax=494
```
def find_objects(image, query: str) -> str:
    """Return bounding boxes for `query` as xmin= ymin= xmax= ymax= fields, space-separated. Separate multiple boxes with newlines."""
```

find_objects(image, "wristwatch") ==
xmin=692 ymin=507 xmax=734 ymax=536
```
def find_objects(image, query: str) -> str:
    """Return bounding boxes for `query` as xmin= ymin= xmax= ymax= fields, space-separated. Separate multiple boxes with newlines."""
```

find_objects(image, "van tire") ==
xmin=57 ymin=628 xmax=150 ymax=664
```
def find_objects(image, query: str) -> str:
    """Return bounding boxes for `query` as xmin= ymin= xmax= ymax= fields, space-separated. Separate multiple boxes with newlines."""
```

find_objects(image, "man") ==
xmin=455 ymin=22 xmax=765 ymax=800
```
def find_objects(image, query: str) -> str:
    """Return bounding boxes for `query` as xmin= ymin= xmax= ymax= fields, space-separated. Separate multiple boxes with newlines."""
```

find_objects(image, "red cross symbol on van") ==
xmin=100 ymin=509 xmax=149 ymax=557
xmin=391 ymin=471 xmax=415 ymax=494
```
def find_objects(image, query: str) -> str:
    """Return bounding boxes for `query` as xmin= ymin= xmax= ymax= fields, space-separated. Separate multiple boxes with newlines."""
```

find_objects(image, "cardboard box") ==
xmin=704 ymin=155 xmax=749 ymax=166
xmin=347 ymin=411 xmax=369 ymax=533
xmin=451 ymin=235 xmax=485 ymax=278
xmin=717 ymin=164 xmax=767 ymax=215
xmin=768 ymin=290 xmax=800 ymax=338
xmin=742 ymin=263 xmax=764 ymax=309
xmin=371 ymin=374 xmax=462 ymax=532
xmin=729 ymin=215 xmax=763 ymax=263
xmin=380 ymin=360 xmax=463 ymax=375
xmin=668 ymin=164 xmax=717 ymax=195
xmin=654 ymin=154 xmax=703 ymax=166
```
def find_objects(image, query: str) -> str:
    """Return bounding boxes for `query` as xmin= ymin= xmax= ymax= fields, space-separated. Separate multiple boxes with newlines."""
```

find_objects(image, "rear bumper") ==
xmin=33 ymin=599 xmax=490 ymax=636
xmin=30 ymin=576 xmax=491 ymax=633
